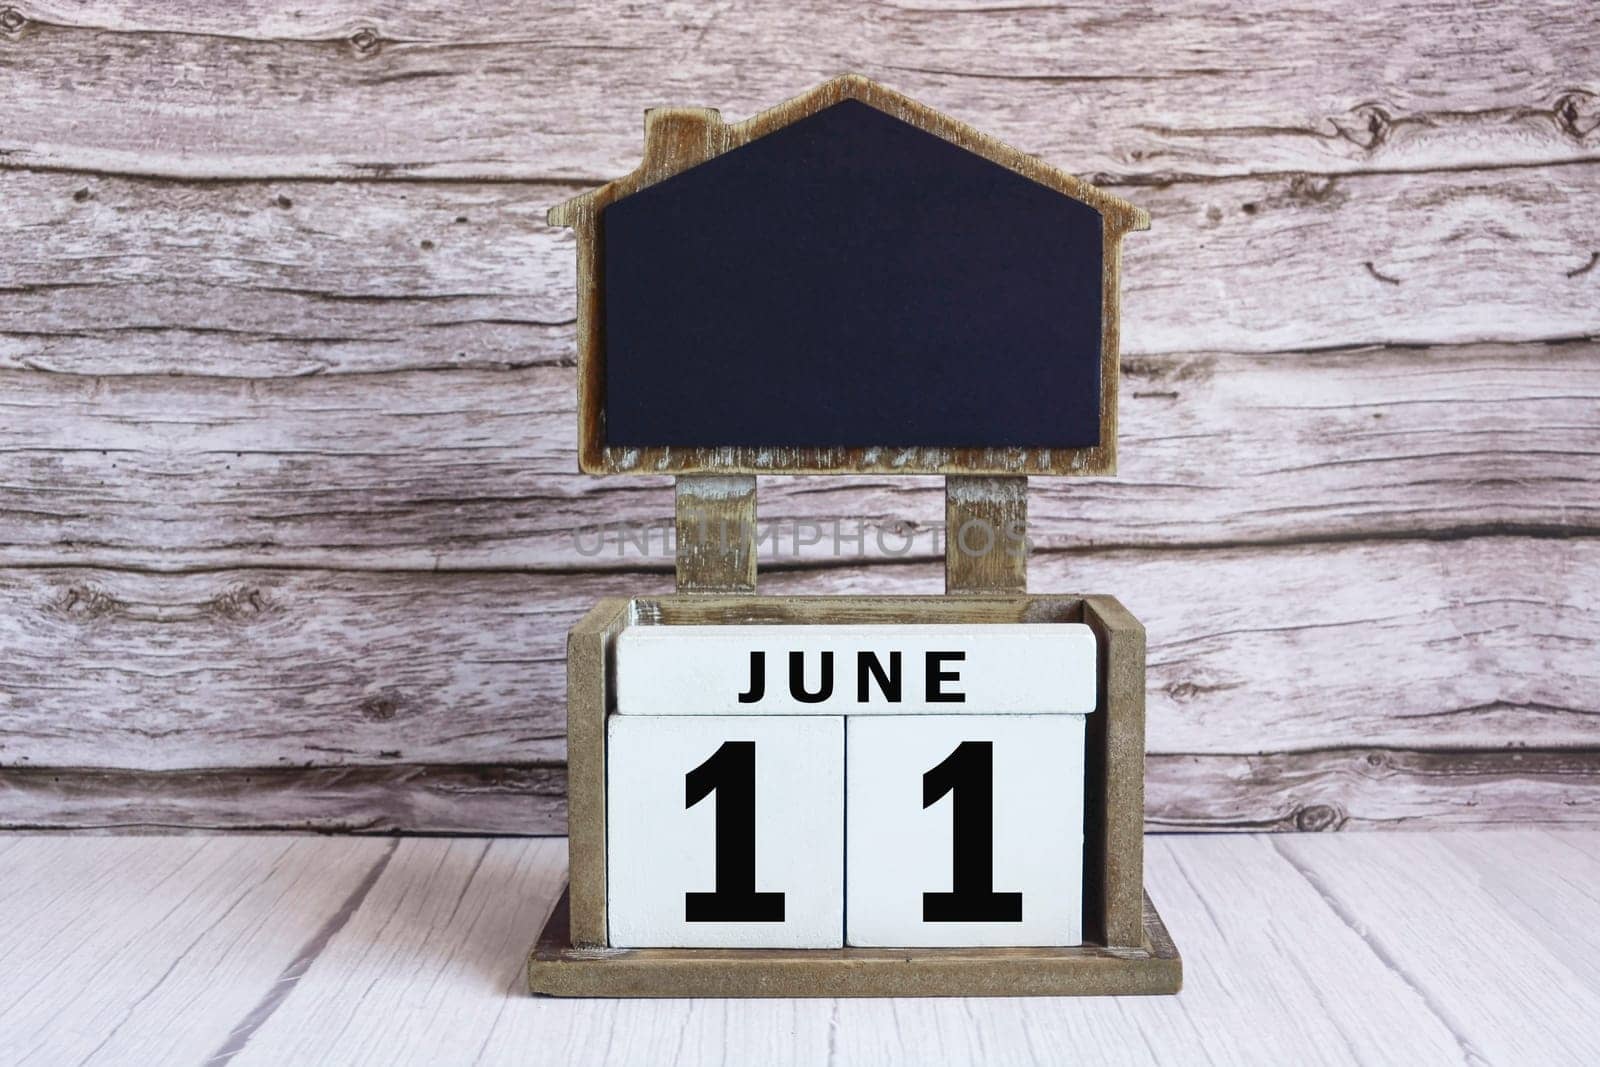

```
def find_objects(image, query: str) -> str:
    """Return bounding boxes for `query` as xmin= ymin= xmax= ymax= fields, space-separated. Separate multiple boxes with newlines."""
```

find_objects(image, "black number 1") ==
xmin=923 ymin=741 xmax=1023 ymax=922
xmin=684 ymin=741 xmax=785 ymax=923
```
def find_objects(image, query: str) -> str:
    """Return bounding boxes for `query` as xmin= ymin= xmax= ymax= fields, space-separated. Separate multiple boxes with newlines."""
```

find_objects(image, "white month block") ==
xmin=606 ymin=714 xmax=845 ymax=948
xmin=614 ymin=624 xmax=1096 ymax=716
xmin=845 ymin=714 xmax=1086 ymax=947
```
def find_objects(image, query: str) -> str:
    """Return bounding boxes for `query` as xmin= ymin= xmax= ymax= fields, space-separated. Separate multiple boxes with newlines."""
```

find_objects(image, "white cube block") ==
xmin=845 ymin=714 xmax=1086 ymax=947
xmin=606 ymin=715 xmax=845 ymax=948
xmin=614 ymin=624 xmax=1096 ymax=716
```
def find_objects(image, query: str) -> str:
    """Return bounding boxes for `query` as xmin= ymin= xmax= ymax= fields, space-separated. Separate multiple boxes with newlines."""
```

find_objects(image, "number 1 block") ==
xmin=606 ymin=715 xmax=845 ymax=948
xmin=845 ymin=715 xmax=1086 ymax=947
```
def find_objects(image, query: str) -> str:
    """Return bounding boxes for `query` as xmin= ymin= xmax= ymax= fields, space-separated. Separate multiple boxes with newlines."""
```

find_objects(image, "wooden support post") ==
xmin=675 ymin=475 xmax=758 ymax=594
xmin=945 ymin=476 xmax=1028 ymax=594
xmin=1082 ymin=595 xmax=1148 ymax=948
xmin=565 ymin=598 xmax=633 ymax=947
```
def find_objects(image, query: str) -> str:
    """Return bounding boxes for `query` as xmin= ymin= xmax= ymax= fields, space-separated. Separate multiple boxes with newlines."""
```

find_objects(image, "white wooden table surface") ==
xmin=0 ymin=832 xmax=1595 ymax=1066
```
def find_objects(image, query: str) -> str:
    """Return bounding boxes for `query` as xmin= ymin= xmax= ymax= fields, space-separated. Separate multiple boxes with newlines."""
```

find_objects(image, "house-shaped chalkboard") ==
xmin=550 ymin=74 xmax=1148 ymax=476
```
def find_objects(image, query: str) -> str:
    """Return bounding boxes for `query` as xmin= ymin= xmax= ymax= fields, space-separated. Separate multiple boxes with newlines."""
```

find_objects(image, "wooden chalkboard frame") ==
xmin=549 ymin=74 xmax=1149 ymax=476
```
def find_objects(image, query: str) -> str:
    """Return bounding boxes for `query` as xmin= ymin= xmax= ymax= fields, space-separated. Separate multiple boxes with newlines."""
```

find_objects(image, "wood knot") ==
xmin=203 ymin=586 xmax=268 ymax=620
xmin=72 ymin=187 xmax=92 ymax=203
xmin=0 ymin=7 xmax=26 ymax=34
xmin=1121 ymin=354 xmax=1214 ymax=385
xmin=349 ymin=27 xmax=381 ymax=54
xmin=1553 ymin=90 xmax=1598 ymax=140
xmin=56 ymin=585 xmax=123 ymax=620
xmin=1334 ymin=103 xmax=1392 ymax=151
xmin=1285 ymin=173 xmax=1343 ymax=207
xmin=1294 ymin=803 xmax=1344 ymax=832
xmin=275 ymin=194 xmax=293 ymax=209
xmin=360 ymin=690 xmax=404 ymax=721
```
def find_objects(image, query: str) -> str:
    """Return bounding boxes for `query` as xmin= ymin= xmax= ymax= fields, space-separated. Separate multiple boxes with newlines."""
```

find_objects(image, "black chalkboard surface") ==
xmin=601 ymin=99 xmax=1104 ymax=451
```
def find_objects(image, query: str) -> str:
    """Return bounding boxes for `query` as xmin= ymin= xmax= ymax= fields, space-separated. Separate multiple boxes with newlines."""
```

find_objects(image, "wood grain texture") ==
xmin=1147 ymin=748 xmax=1600 ymax=832
xmin=565 ymin=599 xmax=629 ymax=947
xmin=0 ymin=533 xmax=1592 ymax=829
xmin=0 ymin=2 xmax=1595 ymax=830
xmin=0 ymin=835 xmax=392 ymax=1065
xmin=0 ymin=537 xmax=1593 ymax=806
xmin=1133 ymin=836 xmax=1473 ymax=1064
xmin=4 ymin=749 xmax=1594 ymax=835
xmin=6 ymin=832 xmax=1585 ymax=1063
xmin=226 ymin=837 xmax=572 ymax=1066
xmin=674 ymin=476 xmax=757 ymax=593
xmin=530 ymin=890 xmax=1180 ymax=997
xmin=1442 ymin=830 xmax=1600 ymax=989
xmin=945 ymin=477 xmax=1028 ymax=593
xmin=5 ymin=165 xmax=1597 ymax=380
xmin=4 ymin=1 xmax=1596 ymax=182
xmin=1277 ymin=833 xmax=1600 ymax=1062
xmin=2 ymin=343 xmax=1595 ymax=570
xmin=0 ymin=764 xmax=567 ymax=834
xmin=1083 ymin=595 xmax=1146 ymax=946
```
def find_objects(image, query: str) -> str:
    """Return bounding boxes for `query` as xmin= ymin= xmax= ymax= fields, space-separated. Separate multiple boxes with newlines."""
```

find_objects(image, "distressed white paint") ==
xmin=846 ymin=715 xmax=1086 ymax=947
xmin=614 ymin=624 xmax=1096 ymax=716
xmin=1277 ymin=833 xmax=1600 ymax=1064
xmin=606 ymin=715 xmax=845 ymax=948
xmin=9 ymin=832 xmax=1581 ymax=1064
xmin=0 ymin=835 xmax=392 ymax=1066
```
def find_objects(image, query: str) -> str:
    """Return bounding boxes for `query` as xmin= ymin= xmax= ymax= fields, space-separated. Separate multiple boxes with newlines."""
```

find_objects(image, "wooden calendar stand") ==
xmin=528 ymin=480 xmax=1181 ymax=997
xmin=528 ymin=76 xmax=1181 ymax=997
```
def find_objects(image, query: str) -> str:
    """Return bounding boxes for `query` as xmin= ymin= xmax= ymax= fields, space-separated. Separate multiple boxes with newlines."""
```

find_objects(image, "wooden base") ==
xmin=528 ymin=886 xmax=1182 ymax=998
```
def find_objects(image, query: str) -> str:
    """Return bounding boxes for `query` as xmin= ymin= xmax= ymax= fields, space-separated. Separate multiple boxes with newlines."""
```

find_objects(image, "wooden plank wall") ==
xmin=0 ymin=0 xmax=1596 ymax=832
